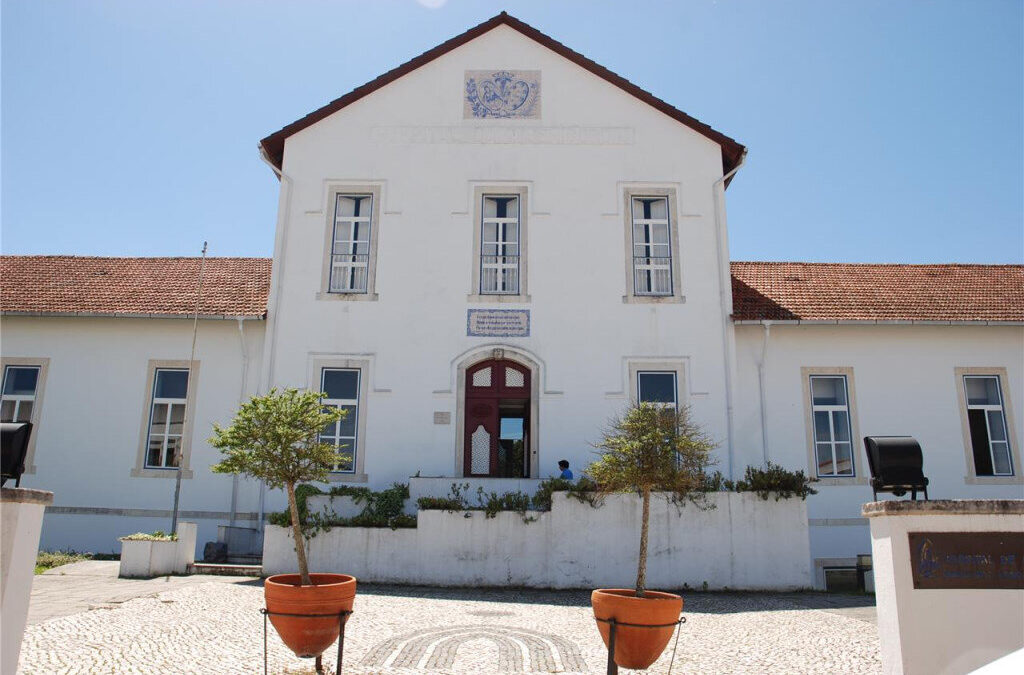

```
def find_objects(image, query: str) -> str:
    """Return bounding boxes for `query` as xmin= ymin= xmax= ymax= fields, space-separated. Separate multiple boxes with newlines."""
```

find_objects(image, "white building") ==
xmin=2 ymin=13 xmax=1021 ymax=585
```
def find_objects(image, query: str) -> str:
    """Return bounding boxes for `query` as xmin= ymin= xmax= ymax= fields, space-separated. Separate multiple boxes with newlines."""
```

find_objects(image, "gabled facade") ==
xmin=2 ymin=14 xmax=1021 ymax=586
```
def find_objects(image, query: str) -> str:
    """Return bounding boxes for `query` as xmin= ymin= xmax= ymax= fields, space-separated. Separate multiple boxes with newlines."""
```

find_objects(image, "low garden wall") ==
xmin=264 ymin=492 xmax=812 ymax=590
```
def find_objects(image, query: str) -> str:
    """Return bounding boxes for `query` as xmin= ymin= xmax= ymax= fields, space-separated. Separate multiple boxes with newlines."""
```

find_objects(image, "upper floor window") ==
xmin=145 ymin=368 xmax=189 ymax=469
xmin=810 ymin=375 xmax=855 ymax=477
xmin=631 ymin=196 xmax=672 ymax=296
xmin=638 ymin=371 xmax=677 ymax=408
xmin=321 ymin=368 xmax=360 ymax=473
xmin=480 ymin=195 xmax=521 ymax=295
xmin=329 ymin=194 xmax=373 ymax=294
xmin=1 ymin=365 xmax=40 ymax=423
xmin=963 ymin=375 xmax=1014 ymax=476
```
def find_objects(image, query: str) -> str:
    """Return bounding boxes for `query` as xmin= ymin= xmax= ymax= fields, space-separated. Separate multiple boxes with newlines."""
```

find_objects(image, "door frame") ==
xmin=454 ymin=347 xmax=541 ymax=478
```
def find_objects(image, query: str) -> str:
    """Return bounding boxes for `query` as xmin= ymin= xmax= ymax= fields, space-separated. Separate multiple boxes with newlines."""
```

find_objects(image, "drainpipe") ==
xmin=229 ymin=317 xmax=250 ymax=527
xmin=712 ymin=150 xmax=747 ymax=480
xmin=256 ymin=145 xmax=294 ymax=531
xmin=757 ymin=321 xmax=772 ymax=465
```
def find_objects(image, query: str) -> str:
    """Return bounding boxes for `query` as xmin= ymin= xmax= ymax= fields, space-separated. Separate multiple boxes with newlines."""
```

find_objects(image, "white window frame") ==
xmin=320 ymin=367 xmax=360 ymax=474
xmin=0 ymin=357 xmax=50 ymax=474
xmin=132 ymin=359 xmax=198 ymax=479
xmin=479 ymin=194 xmax=521 ymax=295
xmin=956 ymin=367 xmax=1021 ymax=484
xmin=468 ymin=185 xmax=529 ymax=303
xmin=309 ymin=356 xmax=370 ymax=483
xmin=631 ymin=196 xmax=672 ymax=296
xmin=621 ymin=187 xmax=684 ymax=304
xmin=329 ymin=194 xmax=372 ymax=293
xmin=1 ymin=365 xmax=41 ymax=424
xmin=809 ymin=375 xmax=855 ymax=478
xmin=801 ymin=367 xmax=866 ymax=485
xmin=143 ymin=368 xmax=190 ymax=470
xmin=317 ymin=184 xmax=382 ymax=301
xmin=636 ymin=370 xmax=678 ymax=409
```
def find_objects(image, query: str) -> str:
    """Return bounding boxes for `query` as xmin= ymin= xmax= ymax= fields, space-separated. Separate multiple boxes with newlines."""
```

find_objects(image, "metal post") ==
xmin=606 ymin=618 xmax=618 ymax=675
xmin=171 ymin=241 xmax=208 ymax=536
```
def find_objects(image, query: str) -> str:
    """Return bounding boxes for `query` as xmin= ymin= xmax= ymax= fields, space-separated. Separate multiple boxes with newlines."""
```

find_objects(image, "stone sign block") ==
xmin=467 ymin=309 xmax=530 ymax=337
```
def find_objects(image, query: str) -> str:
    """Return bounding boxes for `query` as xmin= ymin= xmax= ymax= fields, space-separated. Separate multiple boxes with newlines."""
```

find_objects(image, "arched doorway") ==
xmin=464 ymin=359 xmax=531 ymax=477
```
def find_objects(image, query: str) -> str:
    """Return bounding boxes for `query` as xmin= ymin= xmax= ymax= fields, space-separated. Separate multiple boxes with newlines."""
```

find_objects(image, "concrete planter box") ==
xmin=2 ymin=487 xmax=54 ymax=675
xmin=118 ymin=522 xmax=196 ymax=578
xmin=264 ymin=491 xmax=812 ymax=590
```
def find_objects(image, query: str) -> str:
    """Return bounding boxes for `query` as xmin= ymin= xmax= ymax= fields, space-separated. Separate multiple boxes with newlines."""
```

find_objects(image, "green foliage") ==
xmin=35 ymin=550 xmax=91 ymax=574
xmin=476 ymin=487 xmax=531 ymax=519
xmin=587 ymin=403 xmax=716 ymax=500
xmin=416 ymin=482 xmax=472 ymax=511
xmin=727 ymin=462 xmax=818 ymax=501
xmin=272 ymin=482 xmax=415 ymax=532
xmin=531 ymin=475 xmax=601 ymax=511
xmin=208 ymin=388 xmax=348 ymax=489
xmin=119 ymin=530 xmax=178 ymax=542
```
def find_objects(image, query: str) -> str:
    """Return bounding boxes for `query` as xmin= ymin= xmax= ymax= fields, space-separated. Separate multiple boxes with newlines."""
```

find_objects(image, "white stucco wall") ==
xmin=261 ymin=24 xmax=735 ymax=512
xmin=733 ymin=323 xmax=1024 ymax=568
xmin=0 ymin=316 xmax=265 ymax=555
xmin=263 ymin=492 xmax=812 ymax=590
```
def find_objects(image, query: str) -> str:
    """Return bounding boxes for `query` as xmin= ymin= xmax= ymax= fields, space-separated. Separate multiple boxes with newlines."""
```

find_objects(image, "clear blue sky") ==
xmin=3 ymin=0 xmax=1022 ymax=263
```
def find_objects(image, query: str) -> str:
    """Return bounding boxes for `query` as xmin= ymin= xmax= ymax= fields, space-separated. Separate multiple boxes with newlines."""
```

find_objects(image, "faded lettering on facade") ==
xmin=467 ymin=309 xmax=530 ymax=337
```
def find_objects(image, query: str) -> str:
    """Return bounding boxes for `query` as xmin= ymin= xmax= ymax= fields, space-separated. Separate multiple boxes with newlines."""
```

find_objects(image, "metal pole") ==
xmin=171 ymin=241 xmax=208 ymax=536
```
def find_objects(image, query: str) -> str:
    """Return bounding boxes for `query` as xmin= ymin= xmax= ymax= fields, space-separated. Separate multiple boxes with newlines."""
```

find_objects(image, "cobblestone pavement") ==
xmin=20 ymin=578 xmax=880 ymax=674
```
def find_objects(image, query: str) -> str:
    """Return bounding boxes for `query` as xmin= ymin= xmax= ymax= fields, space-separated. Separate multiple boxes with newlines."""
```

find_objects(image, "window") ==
xmin=321 ymin=368 xmax=360 ymax=473
xmin=1 ymin=365 xmax=41 ymax=423
xmin=631 ymin=196 xmax=672 ymax=296
xmin=963 ymin=375 xmax=1014 ymax=476
xmin=328 ymin=194 xmax=372 ymax=293
xmin=809 ymin=375 xmax=855 ymax=477
xmin=469 ymin=186 xmax=529 ymax=302
xmin=144 ymin=369 xmax=189 ymax=469
xmin=638 ymin=371 xmax=677 ymax=408
xmin=480 ymin=195 xmax=520 ymax=295
xmin=133 ymin=360 xmax=198 ymax=479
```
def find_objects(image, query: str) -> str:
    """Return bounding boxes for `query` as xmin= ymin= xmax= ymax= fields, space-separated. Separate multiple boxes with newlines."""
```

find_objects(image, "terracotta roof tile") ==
xmin=731 ymin=262 xmax=1024 ymax=322
xmin=1 ymin=256 xmax=270 ymax=318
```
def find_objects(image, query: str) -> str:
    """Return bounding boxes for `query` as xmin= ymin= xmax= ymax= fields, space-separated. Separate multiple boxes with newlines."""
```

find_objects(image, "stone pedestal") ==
xmin=1 ymin=487 xmax=54 ymax=675
xmin=864 ymin=500 xmax=1024 ymax=675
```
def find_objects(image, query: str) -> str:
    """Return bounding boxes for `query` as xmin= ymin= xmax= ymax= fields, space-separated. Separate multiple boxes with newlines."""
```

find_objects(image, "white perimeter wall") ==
xmin=0 ymin=316 xmax=265 ymax=555
xmin=734 ymin=324 xmax=1024 ymax=565
xmin=263 ymin=492 xmax=812 ymax=590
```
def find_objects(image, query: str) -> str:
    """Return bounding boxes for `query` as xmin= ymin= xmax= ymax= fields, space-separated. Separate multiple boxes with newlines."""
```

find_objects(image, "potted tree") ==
xmin=587 ymin=402 xmax=715 ymax=670
xmin=210 ymin=388 xmax=351 ymax=659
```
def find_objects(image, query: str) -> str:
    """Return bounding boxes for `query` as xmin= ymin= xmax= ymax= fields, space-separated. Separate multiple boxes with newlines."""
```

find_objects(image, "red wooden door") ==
xmin=464 ymin=359 xmax=530 ymax=477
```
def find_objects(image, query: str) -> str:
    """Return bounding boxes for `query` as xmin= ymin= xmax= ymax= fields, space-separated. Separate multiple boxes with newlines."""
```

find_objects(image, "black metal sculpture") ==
xmin=1 ymin=422 xmax=33 ymax=487
xmin=863 ymin=436 xmax=929 ymax=501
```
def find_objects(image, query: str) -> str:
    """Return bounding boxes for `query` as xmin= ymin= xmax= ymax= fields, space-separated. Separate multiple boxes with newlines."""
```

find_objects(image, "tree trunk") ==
xmin=286 ymin=481 xmax=312 ymax=586
xmin=636 ymin=487 xmax=650 ymax=598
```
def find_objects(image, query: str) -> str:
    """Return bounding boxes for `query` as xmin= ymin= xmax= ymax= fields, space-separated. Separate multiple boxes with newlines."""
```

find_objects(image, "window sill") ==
xmin=622 ymin=295 xmax=686 ymax=304
xmin=466 ymin=294 xmax=531 ymax=304
xmin=315 ymin=292 xmax=379 ymax=302
xmin=964 ymin=475 xmax=1022 ymax=485
xmin=325 ymin=472 xmax=368 ymax=484
xmin=813 ymin=476 xmax=869 ymax=487
xmin=131 ymin=467 xmax=194 ymax=479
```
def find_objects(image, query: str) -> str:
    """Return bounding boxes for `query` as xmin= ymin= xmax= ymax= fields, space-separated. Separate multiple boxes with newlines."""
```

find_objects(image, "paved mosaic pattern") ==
xmin=20 ymin=581 xmax=881 ymax=674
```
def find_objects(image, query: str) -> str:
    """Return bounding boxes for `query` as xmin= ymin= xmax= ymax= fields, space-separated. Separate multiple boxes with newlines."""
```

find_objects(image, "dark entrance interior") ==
xmin=464 ymin=359 xmax=531 ymax=478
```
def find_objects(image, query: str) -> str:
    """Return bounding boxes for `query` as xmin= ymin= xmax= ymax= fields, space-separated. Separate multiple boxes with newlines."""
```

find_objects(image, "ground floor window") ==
xmin=145 ymin=368 xmax=189 ymax=469
xmin=963 ymin=374 xmax=1014 ymax=476
xmin=637 ymin=371 xmax=677 ymax=408
xmin=321 ymin=368 xmax=360 ymax=473
xmin=1 ymin=365 xmax=41 ymax=423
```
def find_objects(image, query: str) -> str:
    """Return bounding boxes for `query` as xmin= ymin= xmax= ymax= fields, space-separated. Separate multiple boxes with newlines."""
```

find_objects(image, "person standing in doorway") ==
xmin=558 ymin=459 xmax=573 ymax=480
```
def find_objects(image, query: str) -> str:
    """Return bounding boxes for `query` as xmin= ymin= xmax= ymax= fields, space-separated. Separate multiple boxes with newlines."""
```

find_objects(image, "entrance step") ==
xmin=188 ymin=562 xmax=262 ymax=577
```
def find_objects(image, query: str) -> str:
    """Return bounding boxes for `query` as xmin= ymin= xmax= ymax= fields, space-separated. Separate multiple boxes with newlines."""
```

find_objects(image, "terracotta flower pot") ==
xmin=591 ymin=588 xmax=683 ymax=670
xmin=264 ymin=573 xmax=357 ymax=658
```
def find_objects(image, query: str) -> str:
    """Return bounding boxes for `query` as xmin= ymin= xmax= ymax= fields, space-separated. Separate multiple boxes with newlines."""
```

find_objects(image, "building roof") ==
xmin=0 ymin=256 xmax=271 ymax=319
xmin=731 ymin=262 xmax=1024 ymax=323
xmin=3 ymin=256 xmax=1020 ymax=324
xmin=259 ymin=12 xmax=746 ymax=181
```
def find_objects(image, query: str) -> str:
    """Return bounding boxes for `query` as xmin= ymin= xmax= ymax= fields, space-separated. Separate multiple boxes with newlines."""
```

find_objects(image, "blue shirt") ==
xmin=560 ymin=468 xmax=573 ymax=480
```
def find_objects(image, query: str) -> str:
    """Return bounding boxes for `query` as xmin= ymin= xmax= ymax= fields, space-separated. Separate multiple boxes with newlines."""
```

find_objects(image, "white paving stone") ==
xmin=19 ymin=582 xmax=881 ymax=674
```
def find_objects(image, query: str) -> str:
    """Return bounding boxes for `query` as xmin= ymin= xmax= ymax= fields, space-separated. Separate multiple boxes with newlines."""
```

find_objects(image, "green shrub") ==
xmin=119 ymin=531 xmax=177 ymax=542
xmin=531 ymin=475 xmax=601 ymax=510
xmin=728 ymin=462 xmax=818 ymax=501
xmin=416 ymin=482 xmax=471 ymax=511
xmin=272 ymin=482 xmax=413 ymax=531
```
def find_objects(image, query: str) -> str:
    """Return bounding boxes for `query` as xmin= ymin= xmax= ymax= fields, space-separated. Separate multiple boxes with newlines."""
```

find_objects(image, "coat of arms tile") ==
xmin=464 ymin=70 xmax=541 ymax=119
